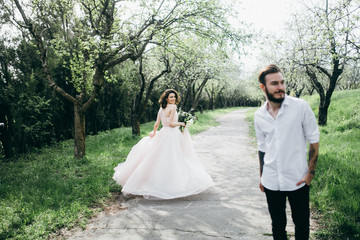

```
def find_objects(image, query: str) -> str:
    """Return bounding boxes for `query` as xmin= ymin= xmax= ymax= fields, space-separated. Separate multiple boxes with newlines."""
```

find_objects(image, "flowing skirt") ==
xmin=112 ymin=126 xmax=214 ymax=200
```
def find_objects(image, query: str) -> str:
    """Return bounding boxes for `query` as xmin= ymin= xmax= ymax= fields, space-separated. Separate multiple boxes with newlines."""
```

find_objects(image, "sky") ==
xmin=235 ymin=0 xmax=293 ymax=35
xmin=230 ymin=0 xmax=295 ymax=72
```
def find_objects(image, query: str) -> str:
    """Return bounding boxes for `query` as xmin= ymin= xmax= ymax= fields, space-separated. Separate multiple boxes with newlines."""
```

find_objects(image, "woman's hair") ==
xmin=258 ymin=64 xmax=282 ymax=85
xmin=158 ymin=89 xmax=181 ymax=109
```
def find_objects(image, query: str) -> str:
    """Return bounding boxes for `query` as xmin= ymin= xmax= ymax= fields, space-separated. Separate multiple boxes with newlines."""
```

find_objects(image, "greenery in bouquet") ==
xmin=178 ymin=108 xmax=197 ymax=132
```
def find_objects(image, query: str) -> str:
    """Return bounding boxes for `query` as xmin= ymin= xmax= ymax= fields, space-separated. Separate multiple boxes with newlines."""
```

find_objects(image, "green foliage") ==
xmin=245 ymin=107 xmax=257 ymax=139
xmin=17 ymin=95 xmax=54 ymax=148
xmin=50 ymin=27 xmax=97 ymax=95
xmin=2 ymin=0 xmax=253 ymax=158
xmin=0 ymin=40 xmax=68 ymax=156
xmin=0 ymin=107 xmax=237 ymax=239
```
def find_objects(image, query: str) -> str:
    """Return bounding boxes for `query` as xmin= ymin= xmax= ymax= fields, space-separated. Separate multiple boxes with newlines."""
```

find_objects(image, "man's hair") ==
xmin=258 ymin=64 xmax=282 ymax=85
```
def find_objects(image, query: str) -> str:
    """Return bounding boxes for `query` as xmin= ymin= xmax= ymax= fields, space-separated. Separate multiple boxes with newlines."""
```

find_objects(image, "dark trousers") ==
xmin=264 ymin=185 xmax=310 ymax=240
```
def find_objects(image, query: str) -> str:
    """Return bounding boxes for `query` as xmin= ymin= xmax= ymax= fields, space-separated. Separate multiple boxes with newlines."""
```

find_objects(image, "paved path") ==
xmin=65 ymin=109 xmax=313 ymax=240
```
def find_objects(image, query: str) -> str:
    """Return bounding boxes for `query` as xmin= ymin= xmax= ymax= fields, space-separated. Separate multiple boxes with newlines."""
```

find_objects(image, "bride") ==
xmin=113 ymin=89 xmax=214 ymax=200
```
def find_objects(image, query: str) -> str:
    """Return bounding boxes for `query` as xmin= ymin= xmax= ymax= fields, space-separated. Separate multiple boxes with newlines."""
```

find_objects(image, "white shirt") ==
xmin=254 ymin=95 xmax=320 ymax=191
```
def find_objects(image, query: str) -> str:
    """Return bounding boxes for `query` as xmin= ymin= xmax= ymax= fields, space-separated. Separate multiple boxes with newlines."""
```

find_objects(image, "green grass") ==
xmin=246 ymin=89 xmax=360 ymax=239
xmin=303 ymin=89 xmax=360 ymax=240
xmin=0 ymin=107 xmax=238 ymax=240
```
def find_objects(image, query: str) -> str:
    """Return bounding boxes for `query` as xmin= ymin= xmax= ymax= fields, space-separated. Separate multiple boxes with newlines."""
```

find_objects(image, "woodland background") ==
xmin=1 ymin=0 xmax=359 ymax=159
xmin=1 ymin=0 xmax=360 ymax=239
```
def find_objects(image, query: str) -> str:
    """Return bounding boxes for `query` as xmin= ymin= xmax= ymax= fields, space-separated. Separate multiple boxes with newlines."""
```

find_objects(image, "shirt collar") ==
xmin=260 ymin=95 xmax=290 ymax=114
xmin=282 ymin=94 xmax=290 ymax=106
xmin=278 ymin=95 xmax=290 ymax=116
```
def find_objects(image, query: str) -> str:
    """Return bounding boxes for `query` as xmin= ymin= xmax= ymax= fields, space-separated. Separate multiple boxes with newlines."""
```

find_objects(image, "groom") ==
xmin=254 ymin=64 xmax=319 ymax=240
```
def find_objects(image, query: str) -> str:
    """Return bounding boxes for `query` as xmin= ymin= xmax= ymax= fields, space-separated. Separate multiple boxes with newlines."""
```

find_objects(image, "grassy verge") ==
xmin=304 ymin=89 xmax=360 ymax=239
xmin=0 ymin=107 xmax=239 ymax=240
xmin=245 ymin=90 xmax=360 ymax=239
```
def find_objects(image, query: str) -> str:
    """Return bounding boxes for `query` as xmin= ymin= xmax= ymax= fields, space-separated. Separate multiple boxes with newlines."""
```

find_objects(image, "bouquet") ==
xmin=178 ymin=108 xmax=197 ymax=132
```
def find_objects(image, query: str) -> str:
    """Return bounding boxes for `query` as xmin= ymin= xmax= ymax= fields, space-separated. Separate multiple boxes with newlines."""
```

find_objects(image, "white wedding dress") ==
xmin=112 ymin=107 xmax=214 ymax=200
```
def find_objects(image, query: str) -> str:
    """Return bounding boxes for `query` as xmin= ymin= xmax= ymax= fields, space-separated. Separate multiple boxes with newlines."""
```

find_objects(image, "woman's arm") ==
xmin=169 ymin=105 xmax=185 ymax=128
xmin=149 ymin=110 xmax=161 ymax=137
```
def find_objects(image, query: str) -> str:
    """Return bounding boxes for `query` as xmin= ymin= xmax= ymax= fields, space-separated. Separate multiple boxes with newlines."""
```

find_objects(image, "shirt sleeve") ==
xmin=302 ymin=102 xmax=320 ymax=144
xmin=254 ymin=113 xmax=267 ymax=152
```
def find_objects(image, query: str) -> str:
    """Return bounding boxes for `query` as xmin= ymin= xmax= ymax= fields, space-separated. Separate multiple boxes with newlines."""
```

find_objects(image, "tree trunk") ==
xmin=210 ymin=97 xmax=215 ymax=111
xmin=206 ymin=88 xmax=216 ymax=110
xmin=318 ymin=104 xmax=328 ymax=126
xmin=130 ymin=57 xmax=170 ymax=136
xmin=191 ymin=75 xmax=210 ymax=111
xmin=74 ymin=103 xmax=86 ymax=158
xmin=131 ymin=91 xmax=142 ymax=136
xmin=0 ymin=105 xmax=14 ymax=159
xmin=131 ymin=117 xmax=141 ymax=136
xmin=305 ymin=67 xmax=328 ymax=126
xmin=183 ymin=86 xmax=193 ymax=111
xmin=130 ymin=101 xmax=140 ymax=136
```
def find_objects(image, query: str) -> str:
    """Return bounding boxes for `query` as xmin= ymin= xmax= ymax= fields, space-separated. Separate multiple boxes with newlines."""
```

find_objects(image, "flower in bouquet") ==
xmin=178 ymin=108 xmax=197 ymax=132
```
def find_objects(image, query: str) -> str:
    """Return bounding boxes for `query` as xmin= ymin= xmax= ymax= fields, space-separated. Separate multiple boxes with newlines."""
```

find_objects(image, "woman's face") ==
xmin=167 ymin=93 xmax=176 ymax=105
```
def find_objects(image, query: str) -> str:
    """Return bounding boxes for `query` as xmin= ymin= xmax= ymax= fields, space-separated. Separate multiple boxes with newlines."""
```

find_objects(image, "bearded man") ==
xmin=254 ymin=64 xmax=320 ymax=240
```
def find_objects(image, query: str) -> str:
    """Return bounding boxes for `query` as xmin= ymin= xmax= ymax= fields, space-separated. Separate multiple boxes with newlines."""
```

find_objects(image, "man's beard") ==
xmin=265 ymin=88 xmax=285 ymax=103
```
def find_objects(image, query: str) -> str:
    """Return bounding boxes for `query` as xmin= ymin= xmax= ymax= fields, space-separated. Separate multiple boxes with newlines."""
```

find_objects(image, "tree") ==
xmin=341 ymin=62 xmax=360 ymax=89
xmin=6 ymin=0 xmax=246 ymax=157
xmin=130 ymin=53 xmax=170 ymax=135
xmin=205 ymin=80 xmax=226 ymax=110
xmin=163 ymin=36 xmax=221 ymax=111
xmin=0 ymin=38 xmax=62 ymax=158
xmin=287 ymin=0 xmax=360 ymax=125
xmin=204 ymin=57 xmax=245 ymax=110
xmin=0 ymin=41 xmax=15 ymax=158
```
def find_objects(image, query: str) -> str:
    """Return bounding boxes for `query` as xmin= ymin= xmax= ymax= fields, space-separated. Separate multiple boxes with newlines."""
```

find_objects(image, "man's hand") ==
xmin=258 ymin=151 xmax=265 ymax=192
xmin=259 ymin=182 xmax=265 ymax=192
xmin=296 ymin=173 xmax=313 ymax=186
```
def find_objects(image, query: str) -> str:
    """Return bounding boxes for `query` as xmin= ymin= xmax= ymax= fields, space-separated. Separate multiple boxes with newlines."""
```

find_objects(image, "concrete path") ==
xmin=65 ymin=109 xmax=313 ymax=240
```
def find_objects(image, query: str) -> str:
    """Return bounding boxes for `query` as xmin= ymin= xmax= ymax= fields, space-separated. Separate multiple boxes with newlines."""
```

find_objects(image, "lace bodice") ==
xmin=159 ymin=107 xmax=178 ymax=127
